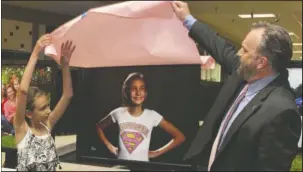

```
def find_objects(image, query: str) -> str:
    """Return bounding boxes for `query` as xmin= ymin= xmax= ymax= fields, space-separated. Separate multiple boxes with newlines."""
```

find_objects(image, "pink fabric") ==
xmin=4 ymin=100 xmax=16 ymax=123
xmin=44 ymin=1 xmax=201 ymax=68
xmin=208 ymin=84 xmax=249 ymax=171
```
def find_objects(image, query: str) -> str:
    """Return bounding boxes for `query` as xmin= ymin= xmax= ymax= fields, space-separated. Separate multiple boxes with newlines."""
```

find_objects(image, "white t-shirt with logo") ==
xmin=110 ymin=107 xmax=163 ymax=162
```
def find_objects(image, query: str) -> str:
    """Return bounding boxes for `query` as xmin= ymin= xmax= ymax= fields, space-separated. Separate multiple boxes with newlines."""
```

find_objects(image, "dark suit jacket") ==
xmin=183 ymin=21 xmax=301 ymax=171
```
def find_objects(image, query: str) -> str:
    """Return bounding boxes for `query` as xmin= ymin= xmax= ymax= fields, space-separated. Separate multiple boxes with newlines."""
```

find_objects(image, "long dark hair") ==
xmin=2 ymin=84 xmax=7 ymax=99
xmin=121 ymin=72 xmax=147 ymax=107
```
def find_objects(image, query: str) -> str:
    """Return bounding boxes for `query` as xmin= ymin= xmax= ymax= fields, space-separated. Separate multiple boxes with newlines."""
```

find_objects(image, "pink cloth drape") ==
xmin=44 ymin=1 xmax=201 ymax=68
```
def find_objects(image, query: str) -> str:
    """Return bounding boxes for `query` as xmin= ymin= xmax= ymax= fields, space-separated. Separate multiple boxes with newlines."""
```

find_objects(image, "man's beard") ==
xmin=237 ymin=61 xmax=258 ymax=81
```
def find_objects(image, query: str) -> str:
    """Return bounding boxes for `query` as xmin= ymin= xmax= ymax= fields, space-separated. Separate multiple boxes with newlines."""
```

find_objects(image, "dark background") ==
xmin=74 ymin=64 xmax=203 ymax=164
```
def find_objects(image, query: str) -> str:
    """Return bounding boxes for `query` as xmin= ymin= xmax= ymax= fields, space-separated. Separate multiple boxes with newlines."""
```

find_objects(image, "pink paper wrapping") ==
xmin=44 ymin=1 xmax=202 ymax=68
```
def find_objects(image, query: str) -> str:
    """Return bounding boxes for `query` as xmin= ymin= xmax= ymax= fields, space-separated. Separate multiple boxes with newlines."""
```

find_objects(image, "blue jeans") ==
xmin=1 ymin=114 xmax=15 ymax=135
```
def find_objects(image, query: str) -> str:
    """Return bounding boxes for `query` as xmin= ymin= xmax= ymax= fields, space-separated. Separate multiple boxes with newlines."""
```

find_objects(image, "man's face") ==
xmin=237 ymin=29 xmax=266 ymax=81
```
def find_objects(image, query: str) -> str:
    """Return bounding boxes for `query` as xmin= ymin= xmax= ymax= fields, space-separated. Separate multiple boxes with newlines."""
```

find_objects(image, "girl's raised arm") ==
xmin=14 ymin=34 xmax=52 ymax=129
xmin=47 ymin=40 xmax=76 ymax=129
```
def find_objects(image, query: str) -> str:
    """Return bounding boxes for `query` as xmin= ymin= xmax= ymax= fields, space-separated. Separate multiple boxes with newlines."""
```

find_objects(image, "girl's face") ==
xmin=13 ymin=79 xmax=20 ymax=91
xmin=6 ymin=87 xmax=15 ymax=100
xmin=29 ymin=95 xmax=51 ymax=123
xmin=130 ymin=79 xmax=147 ymax=106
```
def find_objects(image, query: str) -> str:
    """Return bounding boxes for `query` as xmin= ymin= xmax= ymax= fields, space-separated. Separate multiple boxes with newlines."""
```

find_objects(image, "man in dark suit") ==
xmin=172 ymin=1 xmax=301 ymax=171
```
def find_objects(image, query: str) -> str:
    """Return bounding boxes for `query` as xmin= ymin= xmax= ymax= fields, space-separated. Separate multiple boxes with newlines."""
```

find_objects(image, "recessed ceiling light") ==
xmin=293 ymin=43 xmax=302 ymax=46
xmin=238 ymin=14 xmax=276 ymax=18
xmin=289 ymin=32 xmax=299 ymax=39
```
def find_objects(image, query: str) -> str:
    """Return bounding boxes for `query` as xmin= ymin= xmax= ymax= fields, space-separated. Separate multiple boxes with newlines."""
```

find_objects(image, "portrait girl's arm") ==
xmin=149 ymin=118 xmax=186 ymax=158
xmin=96 ymin=114 xmax=119 ymax=156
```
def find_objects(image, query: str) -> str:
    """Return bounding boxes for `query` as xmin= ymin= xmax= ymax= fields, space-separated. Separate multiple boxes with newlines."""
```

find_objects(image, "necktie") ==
xmin=208 ymin=84 xmax=249 ymax=171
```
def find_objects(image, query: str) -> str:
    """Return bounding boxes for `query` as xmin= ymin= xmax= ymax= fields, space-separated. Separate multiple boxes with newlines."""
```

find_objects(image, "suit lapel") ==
xmin=183 ymin=73 xmax=243 ymax=160
xmin=215 ymin=74 xmax=286 ymax=159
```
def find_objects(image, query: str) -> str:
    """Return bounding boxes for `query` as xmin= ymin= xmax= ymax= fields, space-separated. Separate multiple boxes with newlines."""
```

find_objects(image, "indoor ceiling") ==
xmin=2 ymin=1 xmax=302 ymax=60
xmin=188 ymin=1 xmax=302 ymax=61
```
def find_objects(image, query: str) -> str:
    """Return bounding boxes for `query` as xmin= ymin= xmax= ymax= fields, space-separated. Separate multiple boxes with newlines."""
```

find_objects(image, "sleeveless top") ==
xmin=16 ymin=122 xmax=61 ymax=171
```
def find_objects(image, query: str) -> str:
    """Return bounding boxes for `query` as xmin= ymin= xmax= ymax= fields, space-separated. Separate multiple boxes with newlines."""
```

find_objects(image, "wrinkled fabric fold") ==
xmin=45 ymin=1 xmax=201 ymax=68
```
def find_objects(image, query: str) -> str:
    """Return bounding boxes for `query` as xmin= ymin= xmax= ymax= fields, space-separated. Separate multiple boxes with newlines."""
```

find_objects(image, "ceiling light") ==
xmin=293 ymin=43 xmax=302 ymax=46
xmin=238 ymin=14 xmax=276 ymax=18
xmin=293 ymin=51 xmax=302 ymax=54
xmin=289 ymin=32 xmax=299 ymax=39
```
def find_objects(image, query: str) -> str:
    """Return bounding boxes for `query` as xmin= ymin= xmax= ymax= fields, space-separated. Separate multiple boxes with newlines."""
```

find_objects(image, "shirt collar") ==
xmin=246 ymin=73 xmax=279 ymax=96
